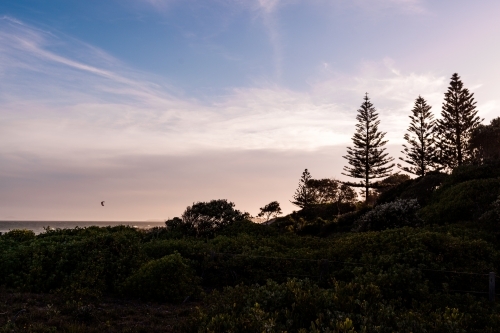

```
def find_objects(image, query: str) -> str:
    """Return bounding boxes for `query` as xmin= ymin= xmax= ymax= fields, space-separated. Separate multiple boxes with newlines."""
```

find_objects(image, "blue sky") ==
xmin=1 ymin=0 xmax=500 ymax=220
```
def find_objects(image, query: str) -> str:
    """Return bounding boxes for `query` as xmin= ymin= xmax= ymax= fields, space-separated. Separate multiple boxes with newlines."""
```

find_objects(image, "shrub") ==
xmin=296 ymin=202 xmax=356 ymax=221
xmin=477 ymin=194 xmax=500 ymax=230
xmin=1 ymin=229 xmax=35 ymax=242
xmin=420 ymin=178 xmax=500 ymax=224
xmin=188 ymin=278 xmax=489 ymax=333
xmin=218 ymin=220 xmax=278 ymax=237
xmin=353 ymin=199 xmax=421 ymax=232
xmin=120 ymin=253 xmax=201 ymax=302
xmin=377 ymin=172 xmax=447 ymax=206
xmin=438 ymin=161 xmax=500 ymax=191
xmin=334 ymin=207 xmax=371 ymax=232
xmin=190 ymin=279 xmax=368 ymax=333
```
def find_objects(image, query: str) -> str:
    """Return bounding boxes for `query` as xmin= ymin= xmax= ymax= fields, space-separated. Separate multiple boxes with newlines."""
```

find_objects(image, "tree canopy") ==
xmin=469 ymin=117 xmax=500 ymax=164
xmin=178 ymin=199 xmax=248 ymax=237
xmin=257 ymin=201 xmax=283 ymax=222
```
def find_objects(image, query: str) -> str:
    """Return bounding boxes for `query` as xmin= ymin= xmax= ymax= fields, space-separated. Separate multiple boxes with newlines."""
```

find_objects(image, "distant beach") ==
xmin=0 ymin=221 xmax=165 ymax=235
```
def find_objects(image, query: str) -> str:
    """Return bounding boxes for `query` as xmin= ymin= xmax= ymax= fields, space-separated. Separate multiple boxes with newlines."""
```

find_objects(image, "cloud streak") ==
xmin=0 ymin=17 xmax=454 ymax=161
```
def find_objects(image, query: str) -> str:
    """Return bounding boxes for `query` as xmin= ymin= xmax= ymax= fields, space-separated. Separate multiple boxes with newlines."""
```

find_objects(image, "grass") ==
xmin=0 ymin=288 xmax=195 ymax=332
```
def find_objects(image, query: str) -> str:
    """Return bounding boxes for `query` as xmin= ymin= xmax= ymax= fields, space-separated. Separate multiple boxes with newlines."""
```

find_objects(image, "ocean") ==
xmin=0 ymin=221 xmax=166 ymax=235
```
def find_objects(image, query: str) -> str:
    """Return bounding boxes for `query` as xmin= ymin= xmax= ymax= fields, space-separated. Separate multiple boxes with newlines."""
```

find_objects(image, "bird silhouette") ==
xmin=101 ymin=201 xmax=105 ymax=206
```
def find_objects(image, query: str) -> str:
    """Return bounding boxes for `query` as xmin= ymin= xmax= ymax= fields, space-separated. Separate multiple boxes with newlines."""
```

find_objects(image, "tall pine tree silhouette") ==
xmin=291 ymin=169 xmax=316 ymax=209
xmin=398 ymin=96 xmax=438 ymax=177
xmin=436 ymin=73 xmax=482 ymax=169
xmin=342 ymin=94 xmax=394 ymax=202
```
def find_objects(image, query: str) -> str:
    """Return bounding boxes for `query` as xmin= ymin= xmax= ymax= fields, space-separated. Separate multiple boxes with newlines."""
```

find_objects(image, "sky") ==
xmin=1 ymin=0 xmax=500 ymax=221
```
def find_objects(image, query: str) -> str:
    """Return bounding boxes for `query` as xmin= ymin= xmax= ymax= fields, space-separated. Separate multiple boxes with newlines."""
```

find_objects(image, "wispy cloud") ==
xmin=257 ymin=0 xmax=281 ymax=13
xmin=325 ymin=0 xmax=426 ymax=15
xmin=249 ymin=0 xmax=288 ymax=79
xmin=0 ymin=17 xmax=456 ymax=162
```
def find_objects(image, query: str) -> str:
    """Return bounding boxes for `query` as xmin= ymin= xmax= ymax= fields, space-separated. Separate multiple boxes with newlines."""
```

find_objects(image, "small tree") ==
xmin=436 ymin=73 xmax=482 ymax=170
xmin=398 ymin=96 xmax=439 ymax=177
xmin=336 ymin=183 xmax=357 ymax=215
xmin=291 ymin=169 xmax=316 ymax=209
xmin=342 ymin=94 xmax=395 ymax=202
xmin=180 ymin=199 xmax=248 ymax=237
xmin=257 ymin=201 xmax=283 ymax=222
xmin=308 ymin=178 xmax=356 ymax=215
xmin=307 ymin=178 xmax=338 ymax=204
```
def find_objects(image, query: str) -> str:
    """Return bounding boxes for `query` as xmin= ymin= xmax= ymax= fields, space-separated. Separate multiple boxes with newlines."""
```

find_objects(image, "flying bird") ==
xmin=101 ymin=201 xmax=105 ymax=206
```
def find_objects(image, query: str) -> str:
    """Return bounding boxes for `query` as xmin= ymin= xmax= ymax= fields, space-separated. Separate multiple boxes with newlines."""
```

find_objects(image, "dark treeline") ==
xmin=342 ymin=73 xmax=484 ymax=203
xmin=2 ymin=73 xmax=500 ymax=332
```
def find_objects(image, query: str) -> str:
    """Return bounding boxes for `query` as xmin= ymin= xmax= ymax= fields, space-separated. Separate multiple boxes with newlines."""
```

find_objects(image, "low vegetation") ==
xmin=2 ymin=162 xmax=500 ymax=332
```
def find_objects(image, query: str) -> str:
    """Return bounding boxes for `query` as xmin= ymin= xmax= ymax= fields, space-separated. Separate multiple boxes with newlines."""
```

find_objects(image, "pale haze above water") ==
xmin=0 ymin=221 xmax=166 ymax=235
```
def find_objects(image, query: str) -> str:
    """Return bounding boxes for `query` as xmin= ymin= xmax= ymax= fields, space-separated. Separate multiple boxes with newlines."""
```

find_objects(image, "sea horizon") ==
xmin=0 ymin=220 xmax=166 ymax=235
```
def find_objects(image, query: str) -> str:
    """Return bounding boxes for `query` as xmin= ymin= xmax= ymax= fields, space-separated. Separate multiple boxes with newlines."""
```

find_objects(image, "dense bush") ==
xmin=377 ymin=172 xmax=447 ymax=206
xmin=120 ymin=253 xmax=201 ymax=302
xmin=442 ymin=162 xmax=500 ymax=189
xmin=321 ymin=207 xmax=372 ymax=234
xmin=0 ymin=226 xmax=145 ymax=297
xmin=1 ymin=229 xmax=35 ymax=242
xmin=1 ymin=216 xmax=500 ymax=331
xmin=189 ymin=278 xmax=498 ymax=333
xmin=478 ymin=195 xmax=500 ymax=230
xmin=295 ymin=202 xmax=356 ymax=221
xmin=353 ymin=199 xmax=421 ymax=231
xmin=420 ymin=178 xmax=500 ymax=224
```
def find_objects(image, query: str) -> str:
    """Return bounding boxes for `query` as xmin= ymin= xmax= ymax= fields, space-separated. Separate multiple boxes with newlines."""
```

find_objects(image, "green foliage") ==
xmin=120 ymin=253 xmax=201 ymax=302
xmin=0 ymin=226 xmax=145 ymax=298
xmin=377 ymin=171 xmax=447 ymax=206
xmin=1 ymin=229 xmax=35 ymax=242
xmin=373 ymin=173 xmax=411 ymax=191
xmin=469 ymin=117 xmax=500 ymax=164
xmin=178 ymin=199 xmax=249 ymax=237
xmin=307 ymin=178 xmax=357 ymax=208
xmin=442 ymin=161 xmax=500 ymax=189
xmin=294 ymin=202 xmax=356 ymax=223
xmin=219 ymin=219 xmax=279 ymax=237
xmin=371 ymin=173 xmax=411 ymax=204
xmin=1 ymin=212 xmax=500 ymax=330
xmin=192 ymin=279 xmax=371 ymax=333
xmin=190 ymin=277 xmax=497 ymax=333
xmin=353 ymin=199 xmax=421 ymax=232
xmin=420 ymin=178 xmax=500 ymax=224
xmin=478 ymin=195 xmax=500 ymax=230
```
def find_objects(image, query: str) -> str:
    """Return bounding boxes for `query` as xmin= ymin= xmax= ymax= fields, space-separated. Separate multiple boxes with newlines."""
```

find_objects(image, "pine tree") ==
xmin=436 ymin=73 xmax=482 ymax=170
xmin=291 ymin=169 xmax=316 ymax=209
xmin=342 ymin=94 xmax=394 ymax=202
xmin=398 ymin=96 xmax=438 ymax=177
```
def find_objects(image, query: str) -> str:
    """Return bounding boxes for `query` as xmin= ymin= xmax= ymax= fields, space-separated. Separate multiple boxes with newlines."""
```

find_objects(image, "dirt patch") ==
xmin=0 ymin=288 xmax=197 ymax=332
